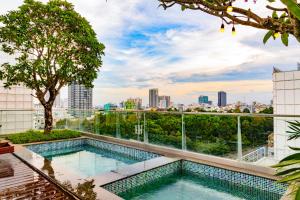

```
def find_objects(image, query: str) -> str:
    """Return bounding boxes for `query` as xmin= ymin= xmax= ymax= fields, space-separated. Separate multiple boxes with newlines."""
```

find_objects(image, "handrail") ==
xmin=0 ymin=109 xmax=300 ymax=118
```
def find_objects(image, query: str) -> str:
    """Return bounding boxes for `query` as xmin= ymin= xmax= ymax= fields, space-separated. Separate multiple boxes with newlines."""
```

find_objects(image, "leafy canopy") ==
xmin=0 ymin=0 xmax=104 ymax=104
xmin=159 ymin=0 xmax=300 ymax=46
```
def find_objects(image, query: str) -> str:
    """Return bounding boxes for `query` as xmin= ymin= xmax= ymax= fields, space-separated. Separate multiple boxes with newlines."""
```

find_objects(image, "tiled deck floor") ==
xmin=0 ymin=153 xmax=75 ymax=200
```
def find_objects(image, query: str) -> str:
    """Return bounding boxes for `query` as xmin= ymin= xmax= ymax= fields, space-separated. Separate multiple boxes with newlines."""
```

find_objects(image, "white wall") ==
xmin=273 ymin=70 xmax=300 ymax=160
xmin=0 ymin=81 xmax=33 ymax=134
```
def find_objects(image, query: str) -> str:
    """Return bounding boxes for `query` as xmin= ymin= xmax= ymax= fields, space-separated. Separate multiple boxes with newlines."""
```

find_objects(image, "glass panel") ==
xmin=186 ymin=114 xmax=238 ymax=159
xmin=241 ymin=115 xmax=273 ymax=163
xmin=120 ymin=111 xmax=143 ymax=142
xmin=147 ymin=112 xmax=182 ymax=149
xmin=95 ymin=111 xmax=116 ymax=137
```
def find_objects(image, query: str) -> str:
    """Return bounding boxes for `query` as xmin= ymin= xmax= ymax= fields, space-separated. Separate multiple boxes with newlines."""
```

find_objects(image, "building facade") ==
xmin=218 ymin=91 xmax=227 ymax=107
xmin=158 ymin=96 xmax=171 ymax=109
xmin=149 ymin=88 xmax=159 ymax=108
xmin=273 ymin=68 xmax=300 ymax=160
xmin=0 ymin=82 xmax=33 ymax=134
xmin=68 ymin=83 xmax=93 ymax=116
xmin=198 ymin=95 xmax=209 ymax=104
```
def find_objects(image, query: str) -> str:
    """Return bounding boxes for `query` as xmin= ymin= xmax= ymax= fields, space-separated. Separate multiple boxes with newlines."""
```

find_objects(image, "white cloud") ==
xmin=0 ymin=0 xmax=299 ymax=106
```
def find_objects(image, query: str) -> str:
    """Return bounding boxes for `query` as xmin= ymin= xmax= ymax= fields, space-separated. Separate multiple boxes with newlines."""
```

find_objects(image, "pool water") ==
xmin=41 ymin=145 xmax=142 ymax=177
xmin=120 ymin=173 xmax=282 ymax=200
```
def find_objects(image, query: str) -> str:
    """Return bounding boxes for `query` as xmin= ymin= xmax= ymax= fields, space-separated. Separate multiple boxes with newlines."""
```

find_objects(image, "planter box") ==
xmin=0 ymin=142 xmax=14 ymax=154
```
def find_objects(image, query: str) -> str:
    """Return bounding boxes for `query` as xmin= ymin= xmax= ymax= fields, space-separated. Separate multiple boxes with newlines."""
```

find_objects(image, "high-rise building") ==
xmin=198 ymin=95 xmax=209 ymax=104
xmin=125 ymin=98 xmax=142 ymax=110
xmin=45 ymin=92 xmax=61 ymax=108
xmin=0 ymin=81 xmax=33 ymax=134
xmin=273 ymin=67 xmax=300 ymax=160
xmin=149 ymin=88 xmax=159 ymax=108
xmin=68 ymin=82 xmax=93 ymax=116
xmin=158 ymin=96 xmax=171 ymax=109
xmin=218 ymin=91 xmax=227 ymax=107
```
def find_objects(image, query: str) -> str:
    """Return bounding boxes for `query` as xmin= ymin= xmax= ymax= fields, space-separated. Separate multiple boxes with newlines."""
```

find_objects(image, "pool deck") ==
xmin=2 ymin=136 xmax=291 ymax=200
xmin=0 ymin=153 xmax=76 ymax=200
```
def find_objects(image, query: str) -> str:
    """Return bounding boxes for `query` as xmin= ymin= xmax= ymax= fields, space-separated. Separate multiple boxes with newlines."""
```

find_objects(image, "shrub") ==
xmin=6 ymin=129 xmax=81 ymax=144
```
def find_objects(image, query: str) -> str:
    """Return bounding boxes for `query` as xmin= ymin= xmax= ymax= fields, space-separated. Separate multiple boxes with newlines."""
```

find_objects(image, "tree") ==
xmin=243 ymin=108 xmax=250 ymax=113
xmin=0 ymin=0 xmax=105 ymax=133
xmin=158 ymin=0 xmax=300 ymax=46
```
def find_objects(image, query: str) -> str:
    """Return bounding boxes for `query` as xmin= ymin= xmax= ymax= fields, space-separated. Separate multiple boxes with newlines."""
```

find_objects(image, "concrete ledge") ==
xmin=82 ymin=132 xmax=279 ymax=180
xmin=96 ymin=157 xmax=179 ymax=186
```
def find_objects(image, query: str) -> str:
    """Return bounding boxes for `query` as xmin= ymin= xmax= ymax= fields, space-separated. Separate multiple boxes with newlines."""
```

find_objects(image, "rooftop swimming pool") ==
xmin=24 ymin=138 xmax=287 ymax=200
xmin=103 ymin=160 xmax=287 ymax=200
xmin=26 ymin=138 xmax=160 ymax=179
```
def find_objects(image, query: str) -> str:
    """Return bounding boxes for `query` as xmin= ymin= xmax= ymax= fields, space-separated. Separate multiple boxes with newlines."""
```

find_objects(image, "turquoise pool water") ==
xmin=120 ymin=173 xmax=282 ymax=200
xmin=40 ymin=145 xmax=142 ymax=177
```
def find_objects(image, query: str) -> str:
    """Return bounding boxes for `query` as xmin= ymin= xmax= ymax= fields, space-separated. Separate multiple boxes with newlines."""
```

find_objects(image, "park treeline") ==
xmin=57 ymin=112 xmax=273 ymax=157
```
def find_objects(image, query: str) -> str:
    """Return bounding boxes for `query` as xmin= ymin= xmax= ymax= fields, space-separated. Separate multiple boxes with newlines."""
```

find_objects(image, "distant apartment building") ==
xmin=198 ymin=95 xmax=209 ymax=104
xmin=68 ymin=82 xmax=93 ymax=116
xmin=0 ymin=81 xmax=33 ymax=134
xmin=149 ymin=88 xmax=159 ymax=108
xmin=273 ymin=67 xmax=300 ymax=160
xmin=128 ymin=98 xmax=142 ymax=110
xmin=158 ymin=96 xmax=171 ymax=109
xmin=218 ymin=91 xmax=227 ymax=107
xmin=104 ymin=103 xmax=118 ymax=111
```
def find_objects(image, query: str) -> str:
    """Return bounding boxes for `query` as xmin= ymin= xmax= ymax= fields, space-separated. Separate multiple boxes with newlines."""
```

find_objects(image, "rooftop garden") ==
xmin=6 ymin=129 xmax=81 ymax=144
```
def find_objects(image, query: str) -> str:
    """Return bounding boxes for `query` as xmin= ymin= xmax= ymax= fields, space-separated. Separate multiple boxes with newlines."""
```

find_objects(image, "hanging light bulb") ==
xmin=227 ymin=2 xmax=233 ymax=13
xmin=274 ymin=31 xmax=280 ymax=38
xmin=220 ymin=22 xmax=225 ymax=33
xmin=232 ymin=25 xmax=236 ymax=36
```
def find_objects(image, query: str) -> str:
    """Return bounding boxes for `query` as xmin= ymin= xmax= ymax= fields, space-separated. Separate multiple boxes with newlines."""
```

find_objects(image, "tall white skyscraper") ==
xmin=149 ymin=88 xmax=159 ymax=108
xmin=68 ymin=82 xmax=93 ymax=116
xmin=0 ymin=81 xmax=33 ymax=134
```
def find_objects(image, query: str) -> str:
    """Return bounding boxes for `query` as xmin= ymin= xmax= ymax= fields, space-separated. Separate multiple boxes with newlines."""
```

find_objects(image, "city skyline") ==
xmin=1 ymin=0 xmax=300 ymax=106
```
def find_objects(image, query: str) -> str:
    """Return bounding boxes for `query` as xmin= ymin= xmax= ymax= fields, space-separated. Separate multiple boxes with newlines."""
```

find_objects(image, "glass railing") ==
xmin=1 ymin=109 xmax=299 ymax=166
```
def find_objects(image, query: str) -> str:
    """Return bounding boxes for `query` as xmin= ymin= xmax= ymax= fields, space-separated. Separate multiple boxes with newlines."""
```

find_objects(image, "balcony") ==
xmin=0 ymin=109 xmax=297 ymax=200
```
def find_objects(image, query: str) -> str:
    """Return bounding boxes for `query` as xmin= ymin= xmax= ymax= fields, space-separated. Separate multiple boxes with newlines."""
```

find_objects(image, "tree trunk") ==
xmin=44 ymin=105 xmax=53 ymax=134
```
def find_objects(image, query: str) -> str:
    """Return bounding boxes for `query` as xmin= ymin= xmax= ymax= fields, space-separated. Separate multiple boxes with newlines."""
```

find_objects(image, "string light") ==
xmin=274 ymin=31 xmax=280 ymax=38
xmin=220 ymin=21 xmax=225 ymax=32
xmin=227 ymin=2 xmax=233 ymax=13
xmin=232 ymin=25 xmax=236 ymax=36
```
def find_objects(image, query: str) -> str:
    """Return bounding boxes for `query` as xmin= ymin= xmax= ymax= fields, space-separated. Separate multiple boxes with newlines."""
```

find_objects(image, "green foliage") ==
xmin=281 ymin=32 xmax=289 ymax=46
xmin=287 ymin=121 xmax=300 ymax=140
xmin=86 ymin=112 xmax=272 ymax=156
xmin=6 ymin=129 xmax=81 ymax=144
xmin=273 ymin=121 xmax=300 ymax=199
xmin=259 ymin=107 xmax=274 ymax=114
xmin=193 ymin=140 xmax=230 ymax=156
xmin=0 ymin=0 xmax=104 ymax=89
xmin=263 ymin=30 xmax=274 ymax=44
xmin=280 ymin=0 xmax=300 ymax=21
xmin=0 ymin=0 xmax=104 ymax=133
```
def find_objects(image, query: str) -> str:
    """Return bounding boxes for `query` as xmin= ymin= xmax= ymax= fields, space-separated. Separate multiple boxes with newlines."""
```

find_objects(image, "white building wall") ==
xmin=0 ymin=81 xmax=33 ymax=134
xmin=273 ymin=70 xmax=300 ymax=160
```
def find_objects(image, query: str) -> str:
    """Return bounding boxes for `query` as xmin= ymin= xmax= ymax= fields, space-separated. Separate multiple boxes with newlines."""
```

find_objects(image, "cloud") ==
xmin=0 ymin=0 xmax=300 ymax=106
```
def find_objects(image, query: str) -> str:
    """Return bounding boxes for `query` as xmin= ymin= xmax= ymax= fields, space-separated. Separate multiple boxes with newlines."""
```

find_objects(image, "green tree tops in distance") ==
xmin=0 ymin=0 xmax=105 ymax=133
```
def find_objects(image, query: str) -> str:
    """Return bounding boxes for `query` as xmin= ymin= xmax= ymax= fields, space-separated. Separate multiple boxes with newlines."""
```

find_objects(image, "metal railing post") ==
xmin=143 ymin=112 xmax=148 ymax=143
xmin=237 ymin=115 xmax=243 ymax=161
xmin=116 ymin=111 xmax=120 ymax=138
xmin=182 ymin=113 xmax=186 ymax=151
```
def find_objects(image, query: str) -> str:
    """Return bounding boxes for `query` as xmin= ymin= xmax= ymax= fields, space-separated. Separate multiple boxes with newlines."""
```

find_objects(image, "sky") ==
xmin=1 ymin=0 xmax=300 ymax=106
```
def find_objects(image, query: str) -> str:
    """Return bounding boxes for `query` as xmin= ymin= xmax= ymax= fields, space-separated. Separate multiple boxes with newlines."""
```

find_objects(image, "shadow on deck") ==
xmin=0 ymin=153 xmax=76 ymax=200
